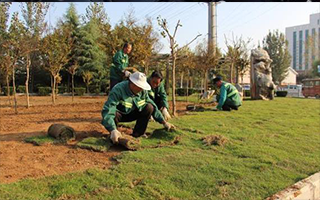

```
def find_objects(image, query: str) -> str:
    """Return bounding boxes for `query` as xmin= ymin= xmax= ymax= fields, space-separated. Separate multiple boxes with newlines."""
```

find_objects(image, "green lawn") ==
xmin=1 ymin=98 xmax=319 ymax=200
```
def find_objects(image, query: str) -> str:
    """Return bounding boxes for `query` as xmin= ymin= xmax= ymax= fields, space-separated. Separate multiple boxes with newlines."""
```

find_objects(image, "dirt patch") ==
xmin=0 ymin=96 xmax=197 ymax=184
xmin=202 ymin=135 xmax=228 ymax=146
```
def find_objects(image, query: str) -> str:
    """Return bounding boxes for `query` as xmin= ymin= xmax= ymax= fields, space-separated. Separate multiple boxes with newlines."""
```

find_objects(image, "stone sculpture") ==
xmin=250 ymin=48 xmax=275 ymax=100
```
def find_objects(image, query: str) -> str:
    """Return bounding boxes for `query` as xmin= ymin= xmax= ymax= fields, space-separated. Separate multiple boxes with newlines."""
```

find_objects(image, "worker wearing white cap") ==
xmin=102 ymin=71 xmax=175 ymax=143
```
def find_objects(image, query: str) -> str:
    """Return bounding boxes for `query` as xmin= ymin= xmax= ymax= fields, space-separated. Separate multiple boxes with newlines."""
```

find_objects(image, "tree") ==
xmin=62 ymin=3 xmax=81 ymax=98
xmin=224 ymin=35 xmax=251 ymax=84
xmin=82 ymin=71 xmax=93 ymax=93
xmin=195 ymin=40 xmax=222 ymax=91
xmin=157 ymin=16 xmax=201 ymax=117
xmin=41 ymin=26 xmax=72 ymax=104
xmin=8 ymin=12 xmax=29 ymax=114
xmin=312 ymin=59 xmax=320 ymax=77
xmin=0 ymin=2 xmax=12 ymax=105
xmin=263 ymin=30 xmax=291 ymax=85
xmin=21 ymin=2 xmax=50 ymax=107
xmin=304 ymin=32 xmax=319 ymax=74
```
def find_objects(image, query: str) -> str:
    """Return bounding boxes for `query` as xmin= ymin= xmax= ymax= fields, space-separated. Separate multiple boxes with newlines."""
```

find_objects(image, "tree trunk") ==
xmin=204 ymin=69 xmax=208 ymax=93
xmin=235 ymin=67 xmax=239 ymax=84
xmin=186 ymin=69 xmax=189 ymax=102
xmin=6 ymin=73 xmax=11 ymax=106
xmin=12 ymin=66 xmax=18 ymax=114
xmin=190 ymin=70 xmax=194 ymax=88
xmin=25 ymin=55 xmax=31 ymax=108
xmin=52 ymin=75 xmax=56 ymax=105
xmin=72 ymin=74 xmax=74 ymax=102
xmin=171 ymin=53 xmax=177 ymax=117
xmin=180 ymin=71 xmax=184 ymax=89
xmin=86 ymin=83 xmax=89 ymax=94
xmin=230 ymin=62 xmax=234 ymax=84
xmin=165 ymin=60 xmax=170 ymax=95
xmin=67 ymin=73 xmax=70 ymax=93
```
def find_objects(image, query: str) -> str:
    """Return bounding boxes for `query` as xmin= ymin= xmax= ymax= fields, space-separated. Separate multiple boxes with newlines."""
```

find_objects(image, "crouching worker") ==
xmin=101 ymin=72 xmax=175 ymax=144
xmin=147 ymin=70 xmax=171 ymax=120
xmin=212 ymin=76 xmax=242 ymax=111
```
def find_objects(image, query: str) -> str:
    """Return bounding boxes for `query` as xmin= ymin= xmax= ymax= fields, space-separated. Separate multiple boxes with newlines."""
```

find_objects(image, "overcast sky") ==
xmin=8 ymin=2 xmax=320 ymax=54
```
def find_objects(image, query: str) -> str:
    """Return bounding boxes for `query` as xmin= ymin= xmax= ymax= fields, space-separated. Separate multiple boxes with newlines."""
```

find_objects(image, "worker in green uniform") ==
xmin=147 ymin=70 xmax=171 ymax=120
xmin=212 ymin=76 xmax=242 ymax=111
xmin=110 ymin=43 xmax=132 ymax=90
xmin=102 ymin=71 xmax=175 ymax=144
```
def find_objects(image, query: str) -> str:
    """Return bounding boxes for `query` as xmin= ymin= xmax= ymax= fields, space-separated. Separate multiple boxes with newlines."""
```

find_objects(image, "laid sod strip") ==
xmin=24 ymin=135 xmax=57 ymax=146
xmin=139 ymin=129 xmax=183 ymax=149
xmin=77 ymin=137 xmax=113 ymax=152
xmin=202 ymin=135 xmax=228 ymax=146
xmin=118 ymin=135 xmax=141 ymax=151
xmin=48 ymin=124 xmax=76 ymax=142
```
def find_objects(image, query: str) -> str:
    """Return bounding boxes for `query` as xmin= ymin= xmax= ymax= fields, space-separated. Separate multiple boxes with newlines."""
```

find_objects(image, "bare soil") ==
xmin=0 ymin=95 xmax=210 ymax=184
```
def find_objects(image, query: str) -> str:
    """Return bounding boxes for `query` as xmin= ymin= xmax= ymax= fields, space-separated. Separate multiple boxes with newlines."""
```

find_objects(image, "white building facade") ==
xmin=285 ymin=13 xmax=320 ymax=73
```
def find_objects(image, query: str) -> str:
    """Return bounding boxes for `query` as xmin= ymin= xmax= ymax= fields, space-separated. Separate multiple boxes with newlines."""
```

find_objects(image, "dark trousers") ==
xmin=216 ymin=95 xmax=240 ymax=111
xmin=110 ymin=79 xmax=122 ymax=90
xmin=154 ymin=99 xmax=165 ymax=111
xmin=114 ymin=103 xmax=154 ymax=137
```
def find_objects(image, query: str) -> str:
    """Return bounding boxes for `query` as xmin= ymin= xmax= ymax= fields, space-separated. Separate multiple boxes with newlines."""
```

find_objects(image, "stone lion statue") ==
xmin=250 ymin=48 xmax=275 ymax=100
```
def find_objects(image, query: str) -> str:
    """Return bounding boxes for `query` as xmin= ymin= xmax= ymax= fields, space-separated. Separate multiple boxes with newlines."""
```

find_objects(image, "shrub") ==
xmin=3 ymin=86 xmax=13 ymax=95
xmin=89 ymin=85 xmax=100 ymax=94
xmin=38 ymin=87 xmax=51 ymax=96
xmin=17 ymin=86 xmax=26 ymax=93
xmin=58 ymin=86 xmax=67 ymax=94
xmin=276 ymin=91 xmax=288 ymax=97
xmin=74 ymin=87 xmax=86 ymax=96
xmin=176 ymin=88 xmax=198 ymax=96
xmin=244 ymin=90 xmax=251 ymax=97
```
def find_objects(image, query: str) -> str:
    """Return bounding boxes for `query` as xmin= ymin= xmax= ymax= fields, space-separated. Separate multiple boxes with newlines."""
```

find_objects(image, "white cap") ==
xmin=129 ymin=72 xmax=151 ymax=90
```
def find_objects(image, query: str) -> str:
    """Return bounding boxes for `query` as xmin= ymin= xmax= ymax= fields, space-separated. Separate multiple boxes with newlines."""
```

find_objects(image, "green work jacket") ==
xmin=110 ymin=50 xmax=129 ymax=81
xmin=217 ymin=81 xmax=242 ymax=110
xmin=147 ymin=78 xmax=169 ymax=109
xmin=101 ymin=80 xmax=165 ymax=132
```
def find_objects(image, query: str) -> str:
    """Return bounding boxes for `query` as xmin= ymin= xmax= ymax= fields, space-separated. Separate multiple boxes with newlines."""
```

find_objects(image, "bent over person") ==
xmin=212 ymin=76 xmax=242 ymax=111
xmin=109 ymin=43 xmax=132 ymax=90
xmin=147 ymin=70 xmax=171 ymax=120
xmin=102 ymin=72 xmax=175 ymax=143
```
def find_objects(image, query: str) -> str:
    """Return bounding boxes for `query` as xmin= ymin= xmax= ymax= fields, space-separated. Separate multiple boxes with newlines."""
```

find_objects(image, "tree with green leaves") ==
xmin=0 ymin=2 xmax=12 ymax=105
xmin=312 ymin=59 xmax=320 ymax=77
xmin=41 ymin=26 xmax=72 ymax=104
xmin=8 ymin=12 xmax=29 ymax=113
xmin=263 ymin=30 xmax=291 ymax=85
xmin=62 ymin=3 xmax=82 ymax=100
xmin=21 ymin=2 xmax=50 ymax=108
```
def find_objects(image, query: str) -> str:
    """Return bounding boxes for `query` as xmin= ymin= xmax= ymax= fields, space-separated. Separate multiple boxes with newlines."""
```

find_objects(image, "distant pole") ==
xmin=207 ymin=2 xmax=217 ymax=91
xmin=208 ymin=2 xmax=217 ymax=56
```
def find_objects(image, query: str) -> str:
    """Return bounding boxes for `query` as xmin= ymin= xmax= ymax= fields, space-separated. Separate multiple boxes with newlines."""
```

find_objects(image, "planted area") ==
xmin=0 ymin=98 xmax=319 ymax=200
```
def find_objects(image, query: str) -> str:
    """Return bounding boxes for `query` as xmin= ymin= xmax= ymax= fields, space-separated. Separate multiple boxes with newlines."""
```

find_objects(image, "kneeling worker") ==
xmin=147 ymin=70 xmax=171 ymax=120
xmin=212 ymin=76 xmax=242 ymax=111
xmin=101 ymin=71 xmax=175 ymax=143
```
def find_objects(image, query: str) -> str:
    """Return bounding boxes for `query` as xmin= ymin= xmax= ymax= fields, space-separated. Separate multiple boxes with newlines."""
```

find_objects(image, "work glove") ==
xmin=124 ymin=70 xmax=131 ymax=78
xmin=150 ymin=116 xmax=155 ymax=122
xmin=163 ymin=121 xmax=176 ymax=131
xmin=110 ymin=129 xmax=122 ymax=143
xmin=161 ymin=108 xmax=171 ymax=121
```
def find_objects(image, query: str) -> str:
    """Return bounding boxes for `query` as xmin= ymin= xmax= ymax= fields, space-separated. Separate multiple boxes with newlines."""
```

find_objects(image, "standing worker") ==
xmin=110 ymin=43 xmax=132 ymax=90
xmin=102 ymin=71 xmax=175 ymax=144
xmin=212 ymin=76 xmax=242 ymax=111
xmin=147 ymin=70 xmax=171 ymax=120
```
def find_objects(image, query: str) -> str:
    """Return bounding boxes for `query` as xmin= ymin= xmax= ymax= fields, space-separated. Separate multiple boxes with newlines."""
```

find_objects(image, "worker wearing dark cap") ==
xmin=212 ymin=77 xmax=242 ymax=111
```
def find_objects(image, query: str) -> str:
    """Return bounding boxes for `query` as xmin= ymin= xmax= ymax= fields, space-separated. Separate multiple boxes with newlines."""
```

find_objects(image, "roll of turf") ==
xmin=47 ymin=124 xmax=76 ymax=142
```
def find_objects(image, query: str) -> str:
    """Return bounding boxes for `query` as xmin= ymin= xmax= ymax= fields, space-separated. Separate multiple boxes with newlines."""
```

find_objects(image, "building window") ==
xmin=293 ymin=31 xmax=297 ymax=69
xmin=299 ymin=30 xmax=303 ymax=70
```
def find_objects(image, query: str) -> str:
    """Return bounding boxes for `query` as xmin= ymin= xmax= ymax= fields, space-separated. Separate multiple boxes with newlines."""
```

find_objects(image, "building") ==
xmin=281 ymin=67 xmax=298 ymax=85
xmin=240 ymin=67 xmax=297 ymax=86
xmin=285 ymin=13 xmax=320 ymax=74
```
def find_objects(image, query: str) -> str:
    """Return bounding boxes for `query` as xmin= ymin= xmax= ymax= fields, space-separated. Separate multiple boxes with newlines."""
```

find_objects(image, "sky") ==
xmin=8 ymin=2 xmax=320 ymax=54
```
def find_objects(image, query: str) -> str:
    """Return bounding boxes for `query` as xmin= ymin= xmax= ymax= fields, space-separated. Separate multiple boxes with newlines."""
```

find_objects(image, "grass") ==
xmin=1 ymin=98 xmax=320 ymax=200
xmin=76 ymin=137 xmax=113 ymax=152
xmin=24 ymin=135 xmax=57 ymax=146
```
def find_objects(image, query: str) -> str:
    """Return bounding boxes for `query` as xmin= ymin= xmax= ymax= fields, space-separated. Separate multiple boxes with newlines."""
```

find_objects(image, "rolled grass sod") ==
xmin=47 ymin=124 xmax=76 ymax=142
